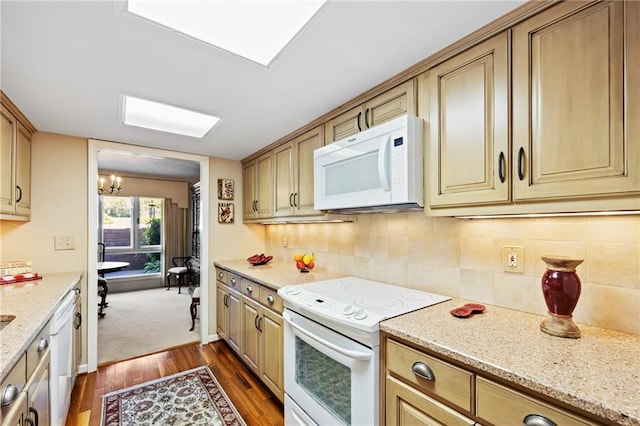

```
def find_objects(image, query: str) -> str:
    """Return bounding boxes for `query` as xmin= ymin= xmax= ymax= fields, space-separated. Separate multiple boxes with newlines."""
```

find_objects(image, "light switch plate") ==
xmin=503 ymin=246 xmax=523 ymax=273
xmin=54 ymin=235 xmax=75 ymax=251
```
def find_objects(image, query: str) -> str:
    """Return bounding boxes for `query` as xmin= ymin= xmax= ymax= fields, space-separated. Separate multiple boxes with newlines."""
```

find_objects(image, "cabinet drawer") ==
xmin=26 ymin=320 xmax=50 ymax=378
xmin=476 ymin=376 xmax=598 ymax=426
xmin=226 ymin=272 xmax=241 ymax=290
xmin=259 ymin=287 xmax=283 ymax=314
xmin=215 ymin=267 xmax=226 ymax=283
xmin=242 ymin=278 xmax=261 ymax=301
xmin=0 ymin=354 xmax=26 ymax=421
xmin=386 ymin=339 xmax=473 ymax=412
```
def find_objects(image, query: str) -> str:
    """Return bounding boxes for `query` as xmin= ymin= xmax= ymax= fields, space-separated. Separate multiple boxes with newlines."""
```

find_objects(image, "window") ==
xmin=99 ymin=196 xmax=163 ymax=278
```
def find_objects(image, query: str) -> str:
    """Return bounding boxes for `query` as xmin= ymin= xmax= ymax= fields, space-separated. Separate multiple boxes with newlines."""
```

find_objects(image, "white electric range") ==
xmin=278 ymin=276 xmax=450 ymax=425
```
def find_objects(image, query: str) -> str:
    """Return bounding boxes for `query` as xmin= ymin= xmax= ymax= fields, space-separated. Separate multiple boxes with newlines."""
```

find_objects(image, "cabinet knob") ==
xmin=37 ymin=337 xmax=48 ymax=352
xmin=230 ymin=278 xmax=236 ymax=285
xmin=246 ymin=285 xmax=253 ymax=293
xmin=523 ymin=414 xmax=557 ymax=426
xmin=411 ymin=362 xmax=435 ymax=381
xmin=267 ymin=295 xmax=275 ymax=304
xmin=218 ymin=272 xmax=224 ymax=279
xmin=1 ymin=384 xmax=19 ymax=407
xmin=74 ymin=287 xmax=81 ymax=295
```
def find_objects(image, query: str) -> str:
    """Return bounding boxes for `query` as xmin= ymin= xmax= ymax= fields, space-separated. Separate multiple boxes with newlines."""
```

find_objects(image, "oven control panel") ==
xmin=278 ymin=286 xmax=383 ymax=330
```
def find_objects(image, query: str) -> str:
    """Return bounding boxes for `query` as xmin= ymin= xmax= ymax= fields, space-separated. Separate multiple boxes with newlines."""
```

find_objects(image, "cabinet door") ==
xmin=366 ymin=79 xmax=416 ymax=129
xmin=216 ymin=283 xmax=228 ymax=339
xmin=426 ymin=32 xmax=510 ymax=207
xmin=260 ymin=307 xmax=284 ymax=402
xmin=325 ymin=104 xmax=364 ymax=143
xmin=241 ymin=297 xmax=261 ymax=375
xmin=73 ymin=295 xmax=82 ymax=374
xmin=226 ymin=289 xmax=242 ymax=355
xmin=513 ymin=0 xmax=638 ymax=200
xmin=14 ymin=122 xmax=31 ymax=216
xmin=385 ymin=376 xmax=474 ymax=426
xmin=242 ymin=161 xmax=256 ymax=220
xmin=27 ymin=352 xmax=50 ymax=426
xmin=0 ymin=105 xmax=15 ymax=214
xmin=256 ymin=152 xmax=274 ymax=219
xmin=293 ymin=126 xmax=323 ymax=216
xmin=273 ymin=141 xmax=295 ymax=217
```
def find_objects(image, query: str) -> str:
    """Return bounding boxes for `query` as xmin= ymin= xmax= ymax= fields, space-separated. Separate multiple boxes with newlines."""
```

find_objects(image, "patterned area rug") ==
xmin=101 ymin=366 xmax=246 ymax=426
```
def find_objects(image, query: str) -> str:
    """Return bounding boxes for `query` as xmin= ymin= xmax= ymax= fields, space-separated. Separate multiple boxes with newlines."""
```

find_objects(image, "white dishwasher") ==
xmin=50 ymin=291 xmax=75 ymax=426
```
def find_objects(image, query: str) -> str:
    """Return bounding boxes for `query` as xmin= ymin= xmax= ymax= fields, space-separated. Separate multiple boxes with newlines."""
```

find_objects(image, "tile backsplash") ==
xmin=266 ymin=212 xmax=640 ymax=335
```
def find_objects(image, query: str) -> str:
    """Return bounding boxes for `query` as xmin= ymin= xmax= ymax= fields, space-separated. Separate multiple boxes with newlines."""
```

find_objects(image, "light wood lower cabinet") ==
xmin=216 ymin=272 xmax=242 ymax=356
xmin=476 ymin=376 xmax=597 ymax=426
xmin=384 ymin=336 xmax=602 ymax=426
xmin=216 ymin=268 xmax=284 ymax=402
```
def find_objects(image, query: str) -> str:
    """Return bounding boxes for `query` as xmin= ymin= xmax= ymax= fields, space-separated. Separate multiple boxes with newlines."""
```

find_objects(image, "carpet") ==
xmin=98 ymin=288 xmax=199 ymax=364
xmin=101 ymin=366 xmax=246 ymax=426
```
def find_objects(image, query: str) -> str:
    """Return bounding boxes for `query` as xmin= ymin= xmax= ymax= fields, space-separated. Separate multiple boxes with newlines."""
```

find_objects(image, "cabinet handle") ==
xmin=498 ymin=151 xmax=506 ymax=183
xmin=24 ymin=415 xmax=35 ymax=426
xmin=254 ymin=314 xmax=260 ymax=330
xmin=246 ymin=285 xmax=253 ymax=293
xmin=75 ymin=312 xmax=82 ymax=330
xmin=1 ymin=384 xmax=19 ymax=406
xmin=223 ymin=294 xmax=229 ymax=307
xmin=356 ymin=112 xmax=362 ymax=132
xmin=293 ymin=193 xmax=298 ymax=208
xmin=29 ymin=407 xmax=39 ymax=426
xmin=266 ymin=295 xmax=275 ymax=304
xmin=257 ymin=315 xmax=263 ymax=332
xmin=517 ymin=147 xmax=525 ymax=180
xmin=365 ymin=108 xmax=370 ymax=129
xmin=411 ymin=362 xmax=435 ymax=381
xmin=289 ymin=193 xmax=294 ymax=207
xmin=37 ymin=338 xmax=48 ymax=352
xmin=523 ymin=414 xmax=557 ymax=426
xmin=16 ymin=185 xmax=22 ymax=203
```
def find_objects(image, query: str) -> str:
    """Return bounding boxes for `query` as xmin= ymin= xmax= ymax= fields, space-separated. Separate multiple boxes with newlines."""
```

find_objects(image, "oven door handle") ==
xmin=284 ymin=314 xmax=372 ymax=361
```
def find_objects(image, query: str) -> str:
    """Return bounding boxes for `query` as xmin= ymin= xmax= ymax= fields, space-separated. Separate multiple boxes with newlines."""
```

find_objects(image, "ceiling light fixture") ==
xmin=125 ymin=0 xmax=326 ymax=66
xmin=122 ymin=95 xmax=219 ymax=138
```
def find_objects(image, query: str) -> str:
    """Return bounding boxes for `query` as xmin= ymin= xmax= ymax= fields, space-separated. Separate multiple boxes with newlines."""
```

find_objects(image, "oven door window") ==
xmin=295 ymin=336 xmax=351 ymax=424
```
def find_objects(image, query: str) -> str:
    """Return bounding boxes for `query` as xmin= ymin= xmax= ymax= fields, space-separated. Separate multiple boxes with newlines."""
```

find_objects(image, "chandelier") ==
xmin=98 ymin=175 xmax=122 ymax=195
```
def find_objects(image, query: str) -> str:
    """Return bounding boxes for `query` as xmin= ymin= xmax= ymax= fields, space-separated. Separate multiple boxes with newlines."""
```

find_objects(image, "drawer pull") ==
xmin=267 ymin=295 xmax=275 ymax=304
xmin=1 ymin=384 xmax=19 ymax=406
xmin=411 ymin=362 xmax=435 ymax=381
xmin=37 ymin=337 xmax=48 ymax=352
xmin=523 ymin=414 xmax=557 ymax=426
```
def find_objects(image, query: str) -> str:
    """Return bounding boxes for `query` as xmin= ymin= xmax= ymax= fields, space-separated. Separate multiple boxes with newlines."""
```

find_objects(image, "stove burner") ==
xmin=354 ymin=296 xmax=404 ymax=310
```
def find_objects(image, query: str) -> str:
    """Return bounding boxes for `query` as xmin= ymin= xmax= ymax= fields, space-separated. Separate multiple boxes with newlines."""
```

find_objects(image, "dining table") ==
xmin=97 ymin=261 xmax=130 ymax=275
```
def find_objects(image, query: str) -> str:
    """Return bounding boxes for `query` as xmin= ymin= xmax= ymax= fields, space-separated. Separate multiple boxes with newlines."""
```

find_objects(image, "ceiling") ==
xmin=1 ymin=1 xmax=525 ymax=166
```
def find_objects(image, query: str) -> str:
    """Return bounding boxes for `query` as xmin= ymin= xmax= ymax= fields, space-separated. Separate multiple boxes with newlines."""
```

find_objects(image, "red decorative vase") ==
xmin=540 ymin=255 xmax=583 ymax=338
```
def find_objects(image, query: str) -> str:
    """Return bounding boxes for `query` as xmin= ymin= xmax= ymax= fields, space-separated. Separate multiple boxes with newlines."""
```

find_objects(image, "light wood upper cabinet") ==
xmin=425 ymin=31 xmax=510 ymax=208
xmin=326 ymin=79 xmax=416 ymax=143
xmin=1 ymin=94 xmax=34 ymax=221
xmin=274 ymin=125 xmax=323 ymax=217
xmin=242 ymin=152 xmax=274 ymax=221
xmin=512 ymin=0 xmax=638 ymax=200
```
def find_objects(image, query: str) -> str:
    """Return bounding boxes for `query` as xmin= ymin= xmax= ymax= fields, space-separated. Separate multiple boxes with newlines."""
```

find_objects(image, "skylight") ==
xmin=122 ymin=95 xmax=220 ymax=138
xmin=125 ymin=0 xmax=326 ymax=66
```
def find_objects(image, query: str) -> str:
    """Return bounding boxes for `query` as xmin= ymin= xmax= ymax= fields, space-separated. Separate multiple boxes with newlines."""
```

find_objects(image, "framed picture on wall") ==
xmin=217 ymin=179 xmax=234 ymax=200
xmin=218 ymin=203 xmax=234 ymax=223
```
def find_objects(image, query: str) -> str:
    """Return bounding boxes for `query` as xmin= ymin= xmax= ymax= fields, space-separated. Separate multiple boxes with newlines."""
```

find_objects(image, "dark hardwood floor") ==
xmin=65 ymin=341 xmax=284 ymax=426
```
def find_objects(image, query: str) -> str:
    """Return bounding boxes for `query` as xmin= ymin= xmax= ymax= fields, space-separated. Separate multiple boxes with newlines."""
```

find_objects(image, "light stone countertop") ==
xmin=381 ymin=298 xmax=640 ymax=426
xmin=0 ymin=271 xmax=83 ymax=381
xmin=214 ymin=260 xmax=342 ymax=291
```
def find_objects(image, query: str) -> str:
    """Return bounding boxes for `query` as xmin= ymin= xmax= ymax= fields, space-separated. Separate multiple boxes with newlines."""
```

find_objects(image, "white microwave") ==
xmin=314 ymin=114 xmax=423 ymax=212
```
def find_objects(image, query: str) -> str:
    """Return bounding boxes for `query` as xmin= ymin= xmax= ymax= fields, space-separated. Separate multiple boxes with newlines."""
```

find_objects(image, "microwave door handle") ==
xmin=284 ymin=314 xmax=372 ymax=361
xmin=378 ymin=135 xmax=391 ymax=191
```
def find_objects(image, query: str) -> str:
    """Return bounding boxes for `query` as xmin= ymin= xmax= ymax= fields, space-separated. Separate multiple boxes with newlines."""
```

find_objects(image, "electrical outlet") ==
xmin=282 ymin=235 xmax=289 ymax=247
xmin=502 ymin=246 xmax=523 ymax=273
xmin=54 ymin=235 xmax=75 ymax=251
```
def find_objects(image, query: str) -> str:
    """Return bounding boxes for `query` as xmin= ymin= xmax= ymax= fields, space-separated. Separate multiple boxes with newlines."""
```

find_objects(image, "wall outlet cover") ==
xmin=502 ymin=245 xmax=524 ymax=273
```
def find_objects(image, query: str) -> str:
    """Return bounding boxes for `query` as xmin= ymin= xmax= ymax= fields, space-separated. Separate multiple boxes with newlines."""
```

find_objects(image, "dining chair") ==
xmin=166 ymin=257 xmax=194 ymax=294
xmin=98 ymin=243 xmax=108 ymax=317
